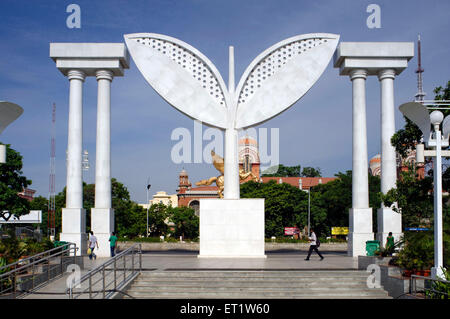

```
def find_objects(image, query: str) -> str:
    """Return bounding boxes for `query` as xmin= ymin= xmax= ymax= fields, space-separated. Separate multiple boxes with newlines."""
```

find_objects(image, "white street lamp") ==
xmin=299 ymin=178 xmax=311 ymax=237
xmin=0 ymin=102 xmax=23 ymax=163
xmin=399 ymin=102 xmax=449 ymax=279
xmin=146 ymin=179 xmax=151 ymax=237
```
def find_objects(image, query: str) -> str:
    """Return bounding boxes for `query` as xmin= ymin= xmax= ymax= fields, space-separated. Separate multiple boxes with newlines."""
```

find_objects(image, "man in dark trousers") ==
xmin=304 ymin=228 xmax=324 ymax=261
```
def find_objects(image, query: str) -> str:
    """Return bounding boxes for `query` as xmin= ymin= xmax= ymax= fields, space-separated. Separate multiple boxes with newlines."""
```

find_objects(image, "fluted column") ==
xmin=377 ymin=69 xmax=402 ymax=247
xmin=348 ymin=69 xmax=374 ymax=257
xmin=60 ymin=70 xmax=87 ymax=256
xmin=91 ymin=70 xmax=115 ymax=258
xmin=351 ymin=69 xmax=370 ymax=209
xmin=66 ymin=70 xmax=86 ymax=209
xmin=94 ymin=70 xmax=113 ymax=208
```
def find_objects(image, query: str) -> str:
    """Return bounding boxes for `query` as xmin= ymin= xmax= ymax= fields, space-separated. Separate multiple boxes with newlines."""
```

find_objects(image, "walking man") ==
xmin=109 ymin=231 xmax=118 ymax=257
xmin=88 ymin=231 xmax=99 ymax=260
xmin=304 ymin=228 xmax=324 ymax=261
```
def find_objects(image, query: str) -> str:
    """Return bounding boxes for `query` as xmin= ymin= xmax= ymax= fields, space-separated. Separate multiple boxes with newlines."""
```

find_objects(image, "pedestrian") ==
xmin=304 ymin=228 xmax=324 ymax=261
xmin=386 ymin=232 xmax=395 ymax=255
xmin=109 ymin=231 xmax=118 ymax=257
xmin=88 ymin=231 xmax=99 ymax=260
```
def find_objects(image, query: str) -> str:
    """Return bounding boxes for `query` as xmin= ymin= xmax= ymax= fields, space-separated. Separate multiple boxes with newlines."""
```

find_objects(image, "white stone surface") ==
xmin=50 ymin=43 xmax=130 ymax=76
xmin=235 ymin=33 xmax=340 ymax=129
xmin=350 ymin=69 xmax=369 ymax=209
xmin=91 ymin=208 xmax=114 ymax=257
xmin=334 ymin=42 xmax=414 ymax=75
xmin=66 ymin=70 xmax=85 ymax=209
xmin=94 ymin=70 xmax=113 ymax=208
xmin=60 ymin=208 xmax=86 ymax=256
xmin=198 ymin=199 xmax=266 ymax=258
xmin=348 ymin=208 xmax=374 ymax=257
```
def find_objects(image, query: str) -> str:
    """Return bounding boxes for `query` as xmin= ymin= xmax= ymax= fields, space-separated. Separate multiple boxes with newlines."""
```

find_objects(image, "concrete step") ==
xmin=123 ymin=270 xmax=391 ymax=299
xmin=124 ymin=290 xmax=390 ymax=299
xmin=129 ymin=281 xmax=369 ymax=288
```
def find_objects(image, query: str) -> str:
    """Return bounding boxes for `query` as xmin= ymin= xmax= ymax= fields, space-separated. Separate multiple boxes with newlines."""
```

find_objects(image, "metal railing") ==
xmin=68 ymin=243 xmax=141 ymax=299
xmin=0 ymin=243 xmax=77 ymax=299
xmin=410 ymin=274 xmax=450 ymax=299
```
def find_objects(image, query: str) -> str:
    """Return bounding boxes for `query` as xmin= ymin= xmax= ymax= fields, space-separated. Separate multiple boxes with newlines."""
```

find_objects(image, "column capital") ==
xmin=67 ymin=70 xmax=86 ymax=82
xmin=96 ymin=70 xmax=114 ymax=82
xmin=378 ymin=69 xmax=396 ymax=81
xmin=349 ymin=69 xmax=368 ymax=81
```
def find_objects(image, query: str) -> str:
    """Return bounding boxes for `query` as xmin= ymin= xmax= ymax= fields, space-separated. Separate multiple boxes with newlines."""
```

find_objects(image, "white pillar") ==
xmin=377 ymin=69 xmax=402 ymax=247
xmin=60 ymin=70 xmax=87 ymax=256
xmin=348 ymin=69 xmax=373 ymax=257
xmin=223 ymin=46 xmax=240 ymax=199
xmin=91 ymin=70 xmax=115 ymax=258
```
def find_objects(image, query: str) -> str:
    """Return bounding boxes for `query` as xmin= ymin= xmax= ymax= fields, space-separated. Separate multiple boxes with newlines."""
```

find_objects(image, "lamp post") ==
xmin=399 ymin=102 xmax=449 ymax=279
xmin=299 ymin=178 xmax=311 ymax=237
xmin=146 ymin=179 xmax=151 ymax=237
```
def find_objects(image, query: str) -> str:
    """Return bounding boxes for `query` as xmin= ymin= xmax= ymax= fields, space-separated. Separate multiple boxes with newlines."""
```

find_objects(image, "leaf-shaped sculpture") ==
xmin=235 ymin=33 xmax=340 ymax=129
xmin=124 ymin=33 xmax=229 ymax=129
xmin=125 ymin=32 xmax=340 ymax=199
xmin=442 ymin=115 xmax=450 ymax=140
xmin=0 ymin=101 xmax=23 ymax=135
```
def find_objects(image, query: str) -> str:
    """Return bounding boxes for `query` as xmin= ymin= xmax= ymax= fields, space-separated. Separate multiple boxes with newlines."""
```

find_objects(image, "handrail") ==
xmin=0 ymin=243 xmax=77 ymax=298
xmin=68 ymin=243 xmax=141 ymax=299
xmin=0 ymin=244 xmax=76 ymax=274
xmin=410 ymin=274 xmax=450 ymax=299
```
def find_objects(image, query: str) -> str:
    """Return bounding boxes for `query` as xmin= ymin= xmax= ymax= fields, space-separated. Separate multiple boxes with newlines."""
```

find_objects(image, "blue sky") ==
xmin=0 ymin=0 xmax=449 ymax=203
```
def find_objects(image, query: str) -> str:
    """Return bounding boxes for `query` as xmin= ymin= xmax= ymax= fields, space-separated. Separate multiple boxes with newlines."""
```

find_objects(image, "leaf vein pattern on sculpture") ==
xmin=237 ymin=37 xmax=329 ymax=106
xmin=132 ymin=37 xmax=226 ymax=107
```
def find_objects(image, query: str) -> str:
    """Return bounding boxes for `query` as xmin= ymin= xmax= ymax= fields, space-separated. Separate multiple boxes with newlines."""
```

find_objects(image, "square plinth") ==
xmin=198 ymin=198 xmax=266 ymax=258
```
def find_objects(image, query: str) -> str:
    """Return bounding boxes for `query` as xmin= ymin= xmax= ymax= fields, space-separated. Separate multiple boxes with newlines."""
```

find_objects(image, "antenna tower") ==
xmin=415 ymin=35 xmax=426 ymax=102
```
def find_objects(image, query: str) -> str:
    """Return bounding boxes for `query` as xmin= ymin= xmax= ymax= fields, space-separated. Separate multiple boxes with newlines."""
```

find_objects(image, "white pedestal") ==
xmin=91 ymin=208 xmax=114 ymax=258
xmin=198 ymin=198 xmax=266 ymax=258
xmin=60 ymin=208 xmax=86 ymax=256
xmin=348 ymin=208 xmax=374 ymax=257
xmin=376 ymin=207 xmax=402 ymax=248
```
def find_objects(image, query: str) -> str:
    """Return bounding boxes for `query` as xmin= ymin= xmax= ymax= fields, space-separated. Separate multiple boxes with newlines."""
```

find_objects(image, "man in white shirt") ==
xmin=88 ymin=231 xmax=99 ymax=260
xmin=304 ymin=228 xmax=324 ymax=261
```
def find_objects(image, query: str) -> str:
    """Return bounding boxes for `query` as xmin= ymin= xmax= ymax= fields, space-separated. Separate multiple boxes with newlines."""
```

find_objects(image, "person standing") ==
xmin=88 ymin=231 xmax=99 ymax=260
xmin=109 ymin=232 xmax=118 ymax=257
xmin=385 ymin=232 xmax=395 ymax=255
xmin=304 ymin=228 xmax=324 ymax=261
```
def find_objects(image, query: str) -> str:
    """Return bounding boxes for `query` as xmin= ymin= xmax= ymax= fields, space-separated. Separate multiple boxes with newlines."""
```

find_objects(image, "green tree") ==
xmin=301 ymin=167 xmax=322 ymax=177
xmin=0 ymin=144 xmax=31 ymax=218
xmin=240 ymin=180 xmax=309 ymax=237
xmin=168 ymin=206 xmax=199 ymax=239
xmin=30 ymin=195 xmax=49 ymax=235
xmin=382 ymin=168 xmax=434 ymax=228
xmin=261 ymin=164 xmax=301 ymax=177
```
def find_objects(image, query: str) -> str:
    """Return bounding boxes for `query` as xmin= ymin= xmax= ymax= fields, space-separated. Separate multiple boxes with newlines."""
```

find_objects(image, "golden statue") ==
xmin=196 ymin=150 xmax=259 ymax=198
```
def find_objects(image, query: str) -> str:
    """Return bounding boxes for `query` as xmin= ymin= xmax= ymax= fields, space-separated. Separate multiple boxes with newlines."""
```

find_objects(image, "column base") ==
xmin=61 ymin=208 xmax=86 ymax=256
xmin=431 ymin=266 xmax=446 ymax=280
xmin=376 ymin=207 xmax=402 ymax=248
xmin=91 ymin=208 xmax=115 ymax=258
xmin=60 ymin=232 xmax=88 ymax=256
xmin=348 ymin=208 xmax=374 ymax=257
xmin=198 ymin=198 xmax=266 ymax=258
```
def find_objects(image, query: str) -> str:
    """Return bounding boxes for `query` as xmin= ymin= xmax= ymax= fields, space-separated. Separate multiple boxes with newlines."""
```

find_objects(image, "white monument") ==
xmin=334 ymin=42 xmax=414 ymax=256
xmin=50 ymin=43 xmax=130 ymax=256
xmin=125 ymin=33 xmax=339 ymax=257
